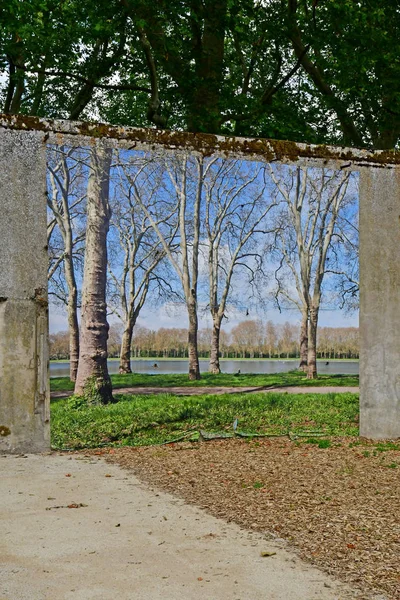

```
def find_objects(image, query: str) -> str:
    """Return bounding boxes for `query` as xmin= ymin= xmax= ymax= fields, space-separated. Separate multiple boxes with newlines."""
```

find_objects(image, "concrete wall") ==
xmin=0 ymin=130 xmax=49 ymax=453
xmin=1 ymin=115 xmax=400 ymax=447
xmin=359 ymin=168 xmax=400 ymax=438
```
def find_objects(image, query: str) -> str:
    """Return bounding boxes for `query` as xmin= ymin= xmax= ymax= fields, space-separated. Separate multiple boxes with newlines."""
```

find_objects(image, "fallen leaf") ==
xmin=260 ymin=551 xmax=277 ymax=557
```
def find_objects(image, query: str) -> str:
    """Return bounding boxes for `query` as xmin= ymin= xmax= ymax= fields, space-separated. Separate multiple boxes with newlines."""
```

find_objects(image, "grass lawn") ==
xmin=51 ymin=390 xmax=359 ymax=450
xmin=50 ymin=370 xmax=359 ymax=392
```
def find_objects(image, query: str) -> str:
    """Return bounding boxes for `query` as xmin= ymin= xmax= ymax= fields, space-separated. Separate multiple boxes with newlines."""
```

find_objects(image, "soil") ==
xmin=105 ymin=437 xmax=400 ymax=600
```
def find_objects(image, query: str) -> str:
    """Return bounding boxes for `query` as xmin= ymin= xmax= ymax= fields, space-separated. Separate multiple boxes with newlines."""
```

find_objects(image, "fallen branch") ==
xmin=156 ymin=427 xmax=327 ymax=444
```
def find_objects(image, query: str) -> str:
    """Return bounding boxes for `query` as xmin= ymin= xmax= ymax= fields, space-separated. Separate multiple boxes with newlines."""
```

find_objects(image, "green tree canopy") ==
xmin=1 ymin=0 xmax=399 ymax=148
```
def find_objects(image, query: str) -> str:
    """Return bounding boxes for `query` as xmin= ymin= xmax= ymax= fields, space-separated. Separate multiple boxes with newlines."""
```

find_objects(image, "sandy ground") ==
xmin=51 ymin=385 xmax=359 ymax=400
xmin=0 ymin=453 xmax=360 ymax=600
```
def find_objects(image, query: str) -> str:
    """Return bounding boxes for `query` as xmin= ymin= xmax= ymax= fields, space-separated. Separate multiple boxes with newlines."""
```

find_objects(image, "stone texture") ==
xmin=1 ymin=115 xmax=399 ymax=445
xmin=359 ymin=167 xmax=400 ymax=438
xmin=0 ymin=129 xmax=49 ymax=452
xmin=1 ymin=112 xmax=399 ymax=168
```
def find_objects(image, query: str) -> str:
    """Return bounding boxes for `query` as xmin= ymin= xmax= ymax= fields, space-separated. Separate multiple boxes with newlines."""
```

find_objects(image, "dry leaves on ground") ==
xmin=101 ymin=437 xmax=400 ymax=600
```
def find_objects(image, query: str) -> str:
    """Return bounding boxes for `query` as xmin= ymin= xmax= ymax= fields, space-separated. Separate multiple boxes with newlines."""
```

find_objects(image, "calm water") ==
xmin=50 ymin=359 xmax=359 ymax=378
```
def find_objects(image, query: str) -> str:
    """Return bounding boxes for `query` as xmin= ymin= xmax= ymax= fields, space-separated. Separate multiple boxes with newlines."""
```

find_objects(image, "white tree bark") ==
xmin=270 ymin=165 xmax=351 ymax=379
xmin=109 ymin=157 xmax=178 ymax=374
xmin=74 ymin=146 xmax=114 ymax=403
xmin=131 ymin=153 xmax=204 ymax=380
xmin=47 ymin=147 xmax=86 ymax=381
xmin=204 ymin=159 xmax=277 ymax=373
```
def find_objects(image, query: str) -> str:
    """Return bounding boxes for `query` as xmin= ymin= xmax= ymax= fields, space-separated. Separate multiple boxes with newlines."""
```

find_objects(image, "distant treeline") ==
xmin=50 ymin=320 xmax=359 ymax=361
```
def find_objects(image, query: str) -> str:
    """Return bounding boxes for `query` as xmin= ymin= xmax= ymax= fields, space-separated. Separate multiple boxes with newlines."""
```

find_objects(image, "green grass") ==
xmin=50 ymin=390 xmax=360 ymax=450
xmin=50 ymin=370 xmax=359 ymax=392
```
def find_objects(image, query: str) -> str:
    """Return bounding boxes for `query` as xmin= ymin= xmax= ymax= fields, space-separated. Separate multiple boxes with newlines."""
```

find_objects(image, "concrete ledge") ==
xmin=1 ymin=113 xmax=399 ymax=168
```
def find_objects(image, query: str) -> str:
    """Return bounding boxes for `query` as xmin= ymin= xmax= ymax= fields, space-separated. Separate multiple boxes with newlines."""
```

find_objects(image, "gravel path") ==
xmin=1 ymin=452 xmax=358 ymax=600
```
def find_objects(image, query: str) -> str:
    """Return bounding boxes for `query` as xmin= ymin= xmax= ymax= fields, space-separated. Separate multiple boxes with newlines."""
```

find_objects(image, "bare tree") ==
xmin=231 ymin=320 xmax=264 ymax=358
xmin=271 ymin=165 xmax=352 ymax=379
xmin=47 ymin=146 xmax=87 ymax=381
xmin=265 ymin=320 xmax=277 ymax=358
xmin=278 ymin=321 xmax=299 ymax=358
xmin=74 ymin=145 xmax=114 ymax=403
xmin=203 ymin=158 xmax=277 ymax=373
xmin=49 ymin=330 xmax=70 ymax=360
xmin=130 ymin=152 xmax=210 ymax=380
xmin=329 ymin=200 xmax=359 ymax=312
xmin=108 ymin=153 xmax=179 ymax=374
xmin=318 ymin=326 xmax=359 ymax=359
xmin=131 ymin=325 xmax=156 ymax=357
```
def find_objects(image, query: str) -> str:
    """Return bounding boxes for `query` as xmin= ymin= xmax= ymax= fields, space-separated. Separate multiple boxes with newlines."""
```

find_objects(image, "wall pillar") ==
xmin=359 ymin=167 xmax=400 ymax=439
xmin=0 ymin=129 xmax=49 ymax=453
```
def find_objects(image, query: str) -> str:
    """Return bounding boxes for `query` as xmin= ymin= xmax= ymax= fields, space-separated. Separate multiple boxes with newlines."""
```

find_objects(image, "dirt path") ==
xmin=51 ymin=384 xmax=359 ymax=400
xmin=1 ymin=453 xmax=358 ymax=600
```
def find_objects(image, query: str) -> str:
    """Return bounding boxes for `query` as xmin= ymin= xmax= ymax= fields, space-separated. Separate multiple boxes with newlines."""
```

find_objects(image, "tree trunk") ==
xmin=188 ymin=298 xmax=200 ymax=380
xmin=74 ymin=146 xmax=114 ymax=403
xmin=299 ymin=312 xmax=308 ymax=373
xmin=307 ymin=307 xmax=318 ymax=380
xmin=209 ymin=316 xmax=221 ymax=374
xmin=67 ymin=288 xmax=79 ymax=381
xmin=64 ymin=244 xmax=79 ymax=381
xmin=186 ymin=0 xmax=227 ymax=133
xmin=119 ymin=322 xmax=133 ymax=374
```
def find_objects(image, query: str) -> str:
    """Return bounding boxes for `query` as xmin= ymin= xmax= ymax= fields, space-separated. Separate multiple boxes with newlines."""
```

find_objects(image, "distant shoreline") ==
xmin=50 ymin=357 xmax=359 ymax=363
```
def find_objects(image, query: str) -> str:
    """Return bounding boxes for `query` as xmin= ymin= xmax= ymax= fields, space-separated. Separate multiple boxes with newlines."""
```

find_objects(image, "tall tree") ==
xmin=271 ymin=165 xmax=352 ymax=378
xmin=203 ymin=158 xmax=277 ymax=373
xmin=287 ymin=0 xmax=400 ymax=148
xmin=1 ymin=1 xmax=316 ymax=141
xmin=108 ymin=152 xmax=179 ymax=374
xmin=265 ymin=320 xmax=278 ymax=358
xmin=47 ymin=146 xmax=87 ymax=381
xmin=74 ymin=145 xmax=114 ymax=402
xmin=231 ymin=320 xmax=264 ymax=358
xmin=127 ymin=152 xmax=208 ymax=380
xmin=118 ymin=0 xmax=306 ymax=134
xmin=3 ymin=0 xmax=400 ymax=149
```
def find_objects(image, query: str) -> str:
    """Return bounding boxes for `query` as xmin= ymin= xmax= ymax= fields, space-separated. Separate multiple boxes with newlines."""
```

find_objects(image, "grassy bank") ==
xmin=51 ymin=390 xmax=359 ymax=450
xmin=108 ymin=357 xmax=360 ymax=361
xmin=50 ymin=370 xmax=359 ymax=392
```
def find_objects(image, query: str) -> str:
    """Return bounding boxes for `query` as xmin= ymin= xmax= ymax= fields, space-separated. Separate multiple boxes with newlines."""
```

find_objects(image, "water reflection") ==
xmin=50 ymin=359 xmax=359 ymax=378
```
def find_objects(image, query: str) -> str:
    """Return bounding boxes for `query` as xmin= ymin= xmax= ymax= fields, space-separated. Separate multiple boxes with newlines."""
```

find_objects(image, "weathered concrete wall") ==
xmin=1 ymin=113 xmax=400 ymax=169
xmin=0 ymin=129 xmax=49 ymax=453
xmin=1 ymin=114 xmax=400 ymax=443
xmin=359 ymin=168 xmax=400 ymax=438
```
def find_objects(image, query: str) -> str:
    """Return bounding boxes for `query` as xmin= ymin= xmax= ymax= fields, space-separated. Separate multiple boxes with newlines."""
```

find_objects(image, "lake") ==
xmin=50 ymin=359 xmax=359 ymax=378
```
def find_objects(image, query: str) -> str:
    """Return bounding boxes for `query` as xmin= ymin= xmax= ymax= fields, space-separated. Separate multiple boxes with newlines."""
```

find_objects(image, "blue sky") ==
xmin=48 ymin=148 xmax=359 ymax=334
